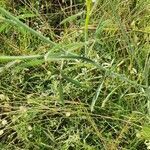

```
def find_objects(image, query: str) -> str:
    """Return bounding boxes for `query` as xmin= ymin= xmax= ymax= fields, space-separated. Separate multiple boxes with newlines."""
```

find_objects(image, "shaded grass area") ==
xmin=0 ymin=0 xmax=150 ymax=149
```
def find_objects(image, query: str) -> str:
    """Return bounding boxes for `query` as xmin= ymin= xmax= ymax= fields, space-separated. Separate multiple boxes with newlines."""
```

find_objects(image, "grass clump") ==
xmin=0 ymin=0 xmax=150 ymax=149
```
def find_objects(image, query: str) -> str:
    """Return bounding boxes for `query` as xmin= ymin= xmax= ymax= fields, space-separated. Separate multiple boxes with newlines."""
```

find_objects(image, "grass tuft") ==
xmin=0 ymin=0 xmax=150 ymax=149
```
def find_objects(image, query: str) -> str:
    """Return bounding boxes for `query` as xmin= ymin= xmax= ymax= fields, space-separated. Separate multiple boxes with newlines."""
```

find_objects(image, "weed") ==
xmin=0 ymin=0 xmax=150 ymax=149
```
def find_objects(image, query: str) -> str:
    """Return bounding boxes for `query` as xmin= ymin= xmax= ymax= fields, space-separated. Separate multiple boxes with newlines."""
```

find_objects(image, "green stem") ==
xmin=84 ymin=0 xmax=92 ymax=56
xmin=0 ymin=55 xmax=43 ymax=62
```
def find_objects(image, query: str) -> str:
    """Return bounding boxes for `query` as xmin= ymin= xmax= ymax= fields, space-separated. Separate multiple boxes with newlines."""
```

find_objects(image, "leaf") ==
xmin=0 ymin=7 xmax=56 ymax=45
xmin=0 ymin=16 xmax=17 ymax=25
xmin=101 ymin=85 xmax=120 ymax=108
xmin=0 ymin=22 xmax=9 ymax=32
xmin=62 ymin=42 xmax=84 ymax=52
xmin=57 ymin=81 xmax=64 ymax=105
xmin=44 ymin=52 xmax=97 ymax=66
xmin=91 ymin=80 xmax=104 ymax=112
xmin=17 ymin=13 xmax=38 ymax=19
xmin=18 ymin=59 xmax=44 ymax=67
xmin=60 ymin=11 xmax=84 ymax=25
xmin=138 ymin=126 xmax=150 ymax=140
xmin=95 ymin=18 xmax=112 ymax=37
xmin=61 ymin=72 xmax=83 ymax=88
xmin=0 ymin=60 xmax=21 ymax=74
xmin=0 ymin=55 xmax=43 ymax=62
xmin=0 ymin=16 xmax=11 ymax=32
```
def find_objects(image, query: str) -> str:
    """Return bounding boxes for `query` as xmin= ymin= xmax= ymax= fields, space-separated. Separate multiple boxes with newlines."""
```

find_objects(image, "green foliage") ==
xmin=0 ymin=0 xmax=150 ymax=149
xmin=138 ymin=126 xmax=150 ymax=140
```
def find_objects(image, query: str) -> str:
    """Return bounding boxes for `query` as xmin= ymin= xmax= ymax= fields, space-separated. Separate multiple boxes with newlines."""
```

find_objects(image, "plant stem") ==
xmin=84 ymin=0 xmax=92 ymax=56
xmin=0 ymin=55 xmax=43 ymax=62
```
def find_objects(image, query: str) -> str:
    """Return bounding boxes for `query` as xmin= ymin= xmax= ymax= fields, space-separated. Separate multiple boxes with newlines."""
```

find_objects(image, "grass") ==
xmin=0 ymin=0 xmax=150 ymax=149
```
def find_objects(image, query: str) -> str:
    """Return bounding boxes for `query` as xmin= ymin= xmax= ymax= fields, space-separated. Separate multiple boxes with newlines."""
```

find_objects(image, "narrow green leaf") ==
xmin=0 ymin=22 xmax=9 ymax=32
xmin=0 ymin=55 xmax=43 ymax=62
xmin=0 ymin=52 xmax=146 ymax=90
xmin=0 ymin=7 xmax=56 ymax=45
xmin=91 ymin=80 xmax=104 ymax=112
xmin=44 ymin=52 xmax=97 ymax=66
xmin=101 ymin=85 xmax=120 ymax=108
xmin=58 ymin=81 xmax=64 ymax=105
xmin=84 ymin=0 xmax=92 ymax=56
xmin=61 ymin=72 xmax=83 ymax=88
xmin=60 ymin=11 xmax=84 ymax=25
xmin=95 ymin=19 xmax=111 ymax=37
xmin=17 ymin=13 xmax=38 ymax=19
xmin=0 ymin=16 xmax=17 ymax=25
xmin=0 ymin=60 xmax=21 ymax=73
xmin=62 ymin=42 xmax=84 ymax=52
xmin=138 ymin=126 xmax=150 ymax=140
xmin=18 ymin=59 xmax=44 ymax=67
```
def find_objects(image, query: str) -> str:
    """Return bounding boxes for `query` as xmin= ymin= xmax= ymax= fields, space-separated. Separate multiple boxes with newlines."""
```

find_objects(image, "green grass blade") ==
xmin=44 ymin=52 xmax=97 ymax=64
xmin=101 ymin=85 xmax=121 ymax=108
xmin=17 ymin=13 xmax=38 ymax=19
xmin=0 ymin=55 xmax=43 ymax=62
xmin=0 ymin=60 xmax=20 ymax=74
xmin=91 ymin=80 xmax=104 ymax=112
xmin=0 ymin=7 xmax=56 ymax=45
xmin=45 ymin=52 xmax=146 ymax=88
xmin=61 ymin=72 xmax=83 ymax=88
xmin=57 ymin=81 xmax=64 ymax=105
xmin=84 ymin=0 xmax=92 ymax=56
xmin=17 ymin=59 xmax=45 ymax=68
xmin=0 ymin=53 xmax=146 ymax=90
xmin=60 ymin=11 xmax=84 ymax=25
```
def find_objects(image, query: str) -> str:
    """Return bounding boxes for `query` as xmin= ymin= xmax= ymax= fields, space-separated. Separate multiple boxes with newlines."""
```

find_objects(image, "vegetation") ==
xmin=0 ymin=0 xmax=150 ymax=149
